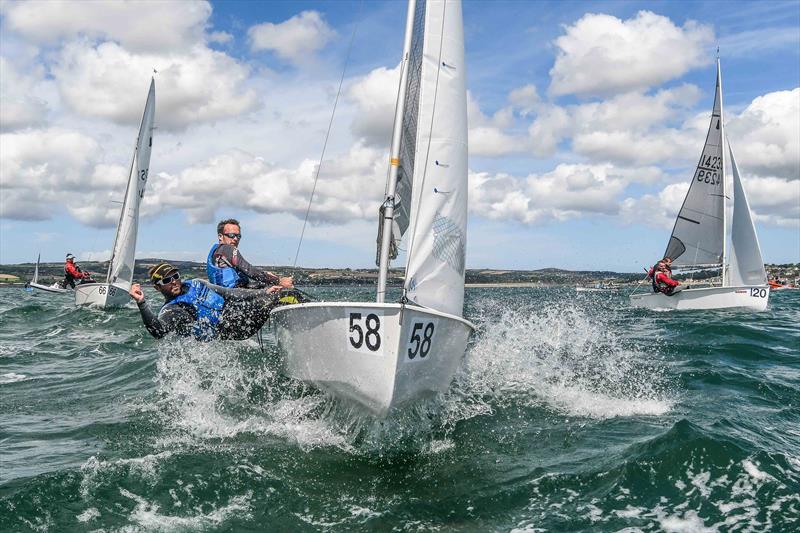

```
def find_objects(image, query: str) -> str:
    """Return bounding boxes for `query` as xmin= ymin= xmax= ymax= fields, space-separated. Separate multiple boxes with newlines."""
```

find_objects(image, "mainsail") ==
xmin=107 ymin=79 xmax=156 ymax=289
xmin=402 ymin=0 xmax=468 ymax=317
xmin=33 ymin=253 xmax=40 ymax=283
xmin=664 ymin=61 xmax=726 ymax=268
xmin=727 ymin=142 xmax=767 ymax=286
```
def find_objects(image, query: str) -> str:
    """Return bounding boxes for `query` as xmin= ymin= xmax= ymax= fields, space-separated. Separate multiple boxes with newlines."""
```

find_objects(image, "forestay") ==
xmin=403 ymin=0 xmax=468 ymax=317
xmin=727 ymin=142 xmax=767 ymax=286
xmin=107 ymin=79 xmax=156 ymax=290
xmin=664 ymin=63 xmax=725 ymax=268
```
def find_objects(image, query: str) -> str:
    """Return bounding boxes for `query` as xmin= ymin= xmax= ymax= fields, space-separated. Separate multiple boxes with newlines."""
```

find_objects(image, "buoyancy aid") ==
xmin=651 ymin=265 xmax=663 ymax=293
xmin=162 ymin=280 xmax=225 ymax=341
xmin=207 ymin=244 xmax=241 ymax=288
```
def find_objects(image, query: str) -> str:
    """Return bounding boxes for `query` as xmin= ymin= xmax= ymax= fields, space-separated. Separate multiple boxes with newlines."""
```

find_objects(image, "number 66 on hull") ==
xmin=271 ymin=302 xmax=474 ymax=417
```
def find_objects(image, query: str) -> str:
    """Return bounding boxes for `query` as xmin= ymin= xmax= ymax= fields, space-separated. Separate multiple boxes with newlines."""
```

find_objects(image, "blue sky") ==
xmin=1 ymin=0 xmax=798 ymax=272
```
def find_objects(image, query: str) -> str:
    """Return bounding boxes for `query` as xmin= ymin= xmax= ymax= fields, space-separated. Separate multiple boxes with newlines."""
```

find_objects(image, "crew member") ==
xmin=63 ymin=253 xmax=92 ymax=289
xmin=652 ymin=262 xmax=681 ymax=296
xmin=207 ymin=218 xmax=293 ymax=289
xmin=129 ymin=262 xmax=302 ymax=341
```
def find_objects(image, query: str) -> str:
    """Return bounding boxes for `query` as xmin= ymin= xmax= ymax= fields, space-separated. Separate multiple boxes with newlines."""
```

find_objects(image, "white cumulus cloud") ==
xmin=248 ymin=11 xmax=336 ymax=65
xmin=52 ymin=41 xmax=259 ymax=129
xmin=0 ymin=56 xmax=48 ymax=130
xmin=727 ymin=88 xmax=800 ymax=180
xmin=549 ymin=11 xmax=714 ymax=97
xmin=0 ymin=0 xmax=212 ymax=53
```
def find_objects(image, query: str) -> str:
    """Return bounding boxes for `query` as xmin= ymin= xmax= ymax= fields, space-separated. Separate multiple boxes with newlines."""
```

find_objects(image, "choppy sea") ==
xmin=1 ymin=285 xmax=798 ymax=532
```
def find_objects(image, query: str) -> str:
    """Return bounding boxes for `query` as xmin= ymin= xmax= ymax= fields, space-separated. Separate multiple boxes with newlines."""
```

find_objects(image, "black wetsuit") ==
xmin=136 ymin=280 xmax=279 ymax=340
xmin=210 ymin=244 xmax=279 ymax=289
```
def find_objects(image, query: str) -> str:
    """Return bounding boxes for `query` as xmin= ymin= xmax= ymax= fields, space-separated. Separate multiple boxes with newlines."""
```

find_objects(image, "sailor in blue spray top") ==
xmin=207 ymin=218 xmax=293 ymax=289
xmin=129 ymin=262 xmax=293 ymax=341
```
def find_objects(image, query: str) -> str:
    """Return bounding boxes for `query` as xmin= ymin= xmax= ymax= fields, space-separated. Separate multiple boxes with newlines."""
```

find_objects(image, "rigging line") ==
xmin=401 ymin=0 xmax=449 ymax=301
xmin=292 ymin=0 xmax=364 ymax=270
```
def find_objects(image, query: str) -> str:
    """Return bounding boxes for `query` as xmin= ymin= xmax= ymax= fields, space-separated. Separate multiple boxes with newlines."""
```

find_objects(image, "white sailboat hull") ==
xmin=629 ymin=285 xmax=770 ymax=311
xmin=270 ymin=302 xmax=474 ymax=416
xmin=28 ymin=282 xmax=70 ymax=294
xmin=74 ymin=283 xmax=131 ymax=308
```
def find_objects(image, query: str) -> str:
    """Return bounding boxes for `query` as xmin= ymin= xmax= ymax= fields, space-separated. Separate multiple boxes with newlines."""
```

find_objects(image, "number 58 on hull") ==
xmin=270 ymin=302 xmax=474 ymax=416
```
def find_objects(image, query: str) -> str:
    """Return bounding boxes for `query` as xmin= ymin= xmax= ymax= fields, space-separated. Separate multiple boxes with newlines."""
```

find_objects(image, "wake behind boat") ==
xmin=630 ymin=59 xmax=769 ymax=311
xmin=272 ymin=0 xmax=474 ymax=416
xmin=75 ymin=79 xmax=156 ymax=308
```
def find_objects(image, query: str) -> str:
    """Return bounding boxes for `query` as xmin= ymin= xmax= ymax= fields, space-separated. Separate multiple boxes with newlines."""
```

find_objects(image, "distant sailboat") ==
xmin=26 ymin=253 xmax=69 ymax=294
xmin=271 ymin=0 xmax=474 ymax=416
xmin=75 ymin=79 xmax=156 ymax=308
xmin=630 ymin=59 xmax=769 ymax=311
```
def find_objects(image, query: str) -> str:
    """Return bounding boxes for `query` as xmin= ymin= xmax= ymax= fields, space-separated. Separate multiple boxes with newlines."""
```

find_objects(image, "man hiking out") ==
xmin=129 ymin=262 xmax=300 ymax=341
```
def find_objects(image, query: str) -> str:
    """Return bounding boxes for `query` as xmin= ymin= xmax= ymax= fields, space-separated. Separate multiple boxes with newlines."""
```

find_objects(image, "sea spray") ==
xmin=454 ymin=293 xmax=674 ymax=418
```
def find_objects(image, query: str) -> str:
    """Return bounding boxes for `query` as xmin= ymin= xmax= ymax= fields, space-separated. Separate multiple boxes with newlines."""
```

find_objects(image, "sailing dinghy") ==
xmin=75 ymin=79 xmax=155 ymax=308
xmin=26 ymin=254 xmax=69 ymax=294
xmin=630 ymin=60 xmax=769 ymax=311
xmin=271 ymin=0 xmax=474 ymax=416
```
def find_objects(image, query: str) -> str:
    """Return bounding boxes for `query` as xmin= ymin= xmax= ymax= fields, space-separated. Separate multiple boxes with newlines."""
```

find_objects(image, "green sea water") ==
xmin=1 ymin=285 xmax=798 ymax=531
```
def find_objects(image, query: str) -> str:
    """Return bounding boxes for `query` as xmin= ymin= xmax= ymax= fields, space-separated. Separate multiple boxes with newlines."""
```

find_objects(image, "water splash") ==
xmin=453 ymin=295 xmax=674 ymax=419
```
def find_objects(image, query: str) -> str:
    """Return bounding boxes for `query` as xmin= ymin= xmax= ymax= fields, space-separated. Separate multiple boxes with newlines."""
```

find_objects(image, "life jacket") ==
xmin=207 ymin=244 xmax=243 ymax=288
xmin=276 ymin=288 xmax=308 ymax=306
xmin=162 ymin=280 xmax=225 ymax=341
xmin=65 ymin=261 xmax=82 ymax=279
xmin=651 ymin=268 xmax=672 ymax=294
xmin=651 ymin=265 xmax=663 ymax=293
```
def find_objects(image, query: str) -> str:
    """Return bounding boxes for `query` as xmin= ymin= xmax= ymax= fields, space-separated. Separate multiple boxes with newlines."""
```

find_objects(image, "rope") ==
xmin=292 ymin=0 xmax=364 ymax=269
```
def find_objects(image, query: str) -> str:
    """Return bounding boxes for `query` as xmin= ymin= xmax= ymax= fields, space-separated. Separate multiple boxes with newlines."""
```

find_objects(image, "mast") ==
xmin=717 ymin=55 xmax=728 ymax=287
xmin=376 ymin=0 xmax=418 ymax=302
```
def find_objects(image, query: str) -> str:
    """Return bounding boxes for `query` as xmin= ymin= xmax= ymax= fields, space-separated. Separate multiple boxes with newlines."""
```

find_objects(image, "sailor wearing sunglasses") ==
xmin=207 ymin=218 xmax=293 ymax=290
xmin=129 ymin=262 xmax=296 ymax=341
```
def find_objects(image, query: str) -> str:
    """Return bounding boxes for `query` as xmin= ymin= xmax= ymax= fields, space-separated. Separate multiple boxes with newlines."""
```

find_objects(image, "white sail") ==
xmin=727 ymin=142 xmax=767 ymax=286
xmin=402 ymin=0 xmax=468 ymax=317
xmin=107 ymin=79 xmax=155 ymax=290
xmin=33 ymin=253 xmax=40 ymax=283
xmin=664 ymin=62 xmax=725 ymax=268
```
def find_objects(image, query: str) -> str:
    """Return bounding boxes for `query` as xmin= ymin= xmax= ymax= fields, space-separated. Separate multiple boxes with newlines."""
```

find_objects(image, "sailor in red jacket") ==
xmin=63 ymin=253 xmax=92 ymax=289
xmin=650 ymin=261 xmax=681 ymax=296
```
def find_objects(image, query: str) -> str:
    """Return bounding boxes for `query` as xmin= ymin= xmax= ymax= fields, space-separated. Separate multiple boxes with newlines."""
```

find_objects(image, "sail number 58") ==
xmin=406 ymin=319 xmax=438 ymax=362
xmin=347 ymin=310 xmax=382 ymax=354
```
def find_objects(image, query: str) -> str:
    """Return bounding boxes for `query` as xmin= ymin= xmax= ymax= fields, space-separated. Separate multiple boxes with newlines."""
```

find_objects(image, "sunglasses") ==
xmin=222 ymin=232 xmax=241 ymax=239
xmin=154 ymin=272 xmax=180 ymax=286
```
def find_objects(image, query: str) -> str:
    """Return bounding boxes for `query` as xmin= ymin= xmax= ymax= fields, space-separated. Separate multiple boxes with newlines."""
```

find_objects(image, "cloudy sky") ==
xmin=1 ymin=0 xmax=798 ymax=272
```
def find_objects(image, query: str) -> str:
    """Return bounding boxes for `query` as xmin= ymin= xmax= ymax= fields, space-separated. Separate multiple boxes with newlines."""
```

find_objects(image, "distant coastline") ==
xmin=2 ymin=259 xmax=797 ymax=288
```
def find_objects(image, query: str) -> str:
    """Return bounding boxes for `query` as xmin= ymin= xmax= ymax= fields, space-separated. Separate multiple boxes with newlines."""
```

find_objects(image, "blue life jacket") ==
xmin=207 ymin=244 xmax=241 ymax=288
xmin=162 ymin=280 xmax=225 ymax=341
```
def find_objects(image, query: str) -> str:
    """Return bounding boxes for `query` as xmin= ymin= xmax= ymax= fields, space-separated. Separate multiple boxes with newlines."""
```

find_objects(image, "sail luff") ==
xmin=107 ymin=78 xmax=155 ymax=289
xmin=106 ymin=122 xmax=140 ymax=283
xmin=718 ymin=58 xmax=729 ymax=286
xmin=376 ymin=0 xmax=419 ymax=302
xmin=33 ymin=253 xmax=40 ymax=283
